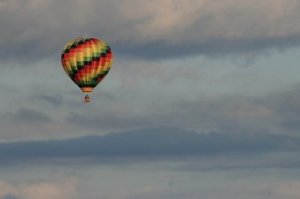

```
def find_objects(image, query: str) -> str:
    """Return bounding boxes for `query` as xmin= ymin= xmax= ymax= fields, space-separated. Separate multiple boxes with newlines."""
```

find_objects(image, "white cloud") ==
xmin=0 ymin=182 xmax=17 ymax=198
xmin=273 ymin=181 xmax=300 ymax=198
xmin=0 ymin=179 xmax=77 ymax=199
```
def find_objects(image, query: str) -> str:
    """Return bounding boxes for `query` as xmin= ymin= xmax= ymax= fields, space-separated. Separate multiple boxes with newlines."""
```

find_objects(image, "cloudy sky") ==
xmin=1 ymin=0 xmax=300 ymax=198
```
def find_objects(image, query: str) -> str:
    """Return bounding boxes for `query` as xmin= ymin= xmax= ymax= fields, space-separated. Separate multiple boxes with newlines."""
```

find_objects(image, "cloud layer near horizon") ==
xmin=0 ymin=127 xmax=299 ymax=171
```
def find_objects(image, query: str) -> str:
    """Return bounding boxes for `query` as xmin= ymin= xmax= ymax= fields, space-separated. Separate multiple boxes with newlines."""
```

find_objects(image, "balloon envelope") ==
xmin=61 ymin=37 xmax=113 ymax=93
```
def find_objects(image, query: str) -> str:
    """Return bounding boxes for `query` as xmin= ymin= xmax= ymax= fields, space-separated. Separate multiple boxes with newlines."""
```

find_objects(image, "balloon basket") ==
xmin=84 ymin=94 xmax=91 ymax=103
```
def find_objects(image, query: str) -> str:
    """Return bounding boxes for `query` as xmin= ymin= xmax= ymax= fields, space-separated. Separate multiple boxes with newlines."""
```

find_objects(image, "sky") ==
xmin=1 ymin=0 xmax=300 ymax=198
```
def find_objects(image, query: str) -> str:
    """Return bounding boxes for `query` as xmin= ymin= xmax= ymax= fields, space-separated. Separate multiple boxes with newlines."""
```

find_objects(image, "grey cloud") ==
xmin=65 ymin=111 xmax=153 ymax=130
xmin=63 ymin=84 xmax=300 ymax=137
xmin=155 ymin=85 xmax=300 ymax=136
xmin=130 ymin=190 xmax=190 ymax=199
xmin=33 ymin=94 xmax=63 ymax=106
xmin=238 ymin=89 xmax=300 ymax=135
xmin=0 ymin=126 xmax=299 ymax=167
xmin=117 ymin=36 xmax=300 ymax=60
xmin=3 ymin=108 xmax=51 ymax=123
xmin=1 ymin=0 xmax=300 ymax=61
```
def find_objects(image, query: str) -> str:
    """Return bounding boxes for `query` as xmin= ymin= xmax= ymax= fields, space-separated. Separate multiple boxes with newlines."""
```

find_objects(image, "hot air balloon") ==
xmin=61 ymin=37 xmax=113 ymax=103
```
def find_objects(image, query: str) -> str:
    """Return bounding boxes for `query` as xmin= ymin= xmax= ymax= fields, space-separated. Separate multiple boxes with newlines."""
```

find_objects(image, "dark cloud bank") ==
xmin=0 ymin=127 xmax=299 ymax=166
